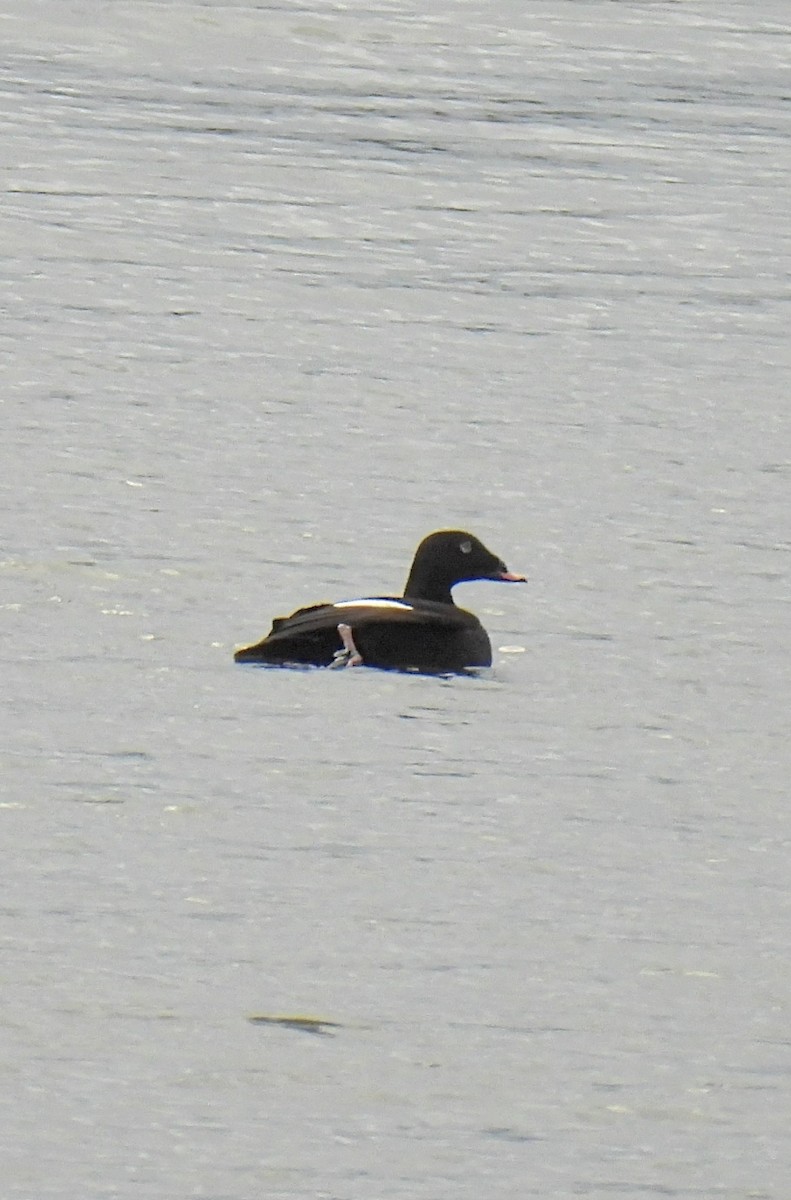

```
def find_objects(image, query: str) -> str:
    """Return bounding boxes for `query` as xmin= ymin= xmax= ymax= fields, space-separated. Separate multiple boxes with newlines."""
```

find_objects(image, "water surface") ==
xmin=2 ymin=2 xmax=790 ymax=1197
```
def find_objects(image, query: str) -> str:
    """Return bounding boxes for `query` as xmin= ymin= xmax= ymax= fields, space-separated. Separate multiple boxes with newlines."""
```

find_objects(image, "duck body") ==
xmin=233 ymin=530 xmax=525 ymax=675
xmin=234 ymin=596 xmax=494 ymax=672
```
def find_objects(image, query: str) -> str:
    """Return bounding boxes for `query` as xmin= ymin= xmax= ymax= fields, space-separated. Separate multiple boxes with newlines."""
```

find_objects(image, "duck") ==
xmin=233 ymin=529 xmax=525 ymax=674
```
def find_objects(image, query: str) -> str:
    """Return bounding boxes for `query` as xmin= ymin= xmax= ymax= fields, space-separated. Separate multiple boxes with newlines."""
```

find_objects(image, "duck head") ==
xmin=403 ymin=530 xmax=526 ymax=605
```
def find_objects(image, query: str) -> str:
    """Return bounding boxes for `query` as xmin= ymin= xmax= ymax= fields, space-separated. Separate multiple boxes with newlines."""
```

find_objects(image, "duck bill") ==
xmin=495 ymin=570 xmax=527 ymax=583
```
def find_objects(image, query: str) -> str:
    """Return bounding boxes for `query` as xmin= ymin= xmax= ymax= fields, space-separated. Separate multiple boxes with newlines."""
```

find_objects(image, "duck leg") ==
xmin=330 ymin=623 xmax=363 ymax=668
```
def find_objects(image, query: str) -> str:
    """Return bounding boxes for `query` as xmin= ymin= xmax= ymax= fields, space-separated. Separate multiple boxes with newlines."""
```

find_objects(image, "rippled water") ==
xmin=3 ymin=3 xmax=790 ymax=1197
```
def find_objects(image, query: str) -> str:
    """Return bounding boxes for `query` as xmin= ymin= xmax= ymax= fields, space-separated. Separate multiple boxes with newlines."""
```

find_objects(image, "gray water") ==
xmin=2 ymin=2 xmax=790 ymax=1197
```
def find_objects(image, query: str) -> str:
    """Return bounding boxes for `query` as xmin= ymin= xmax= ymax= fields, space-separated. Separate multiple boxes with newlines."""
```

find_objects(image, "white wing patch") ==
xmin=333 ymin=599 xmax=414 ymax=612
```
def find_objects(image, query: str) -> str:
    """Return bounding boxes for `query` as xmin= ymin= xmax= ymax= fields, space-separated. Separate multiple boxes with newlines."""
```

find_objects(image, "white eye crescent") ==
xmin=460 ymin=540 xmax=472 ymax=554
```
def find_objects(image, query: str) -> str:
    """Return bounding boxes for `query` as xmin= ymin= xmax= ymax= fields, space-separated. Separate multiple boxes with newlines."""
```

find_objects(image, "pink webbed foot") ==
xmin=330 ymin=623 xmax=363 ymax=668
